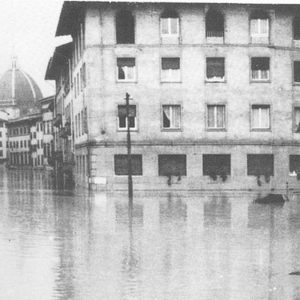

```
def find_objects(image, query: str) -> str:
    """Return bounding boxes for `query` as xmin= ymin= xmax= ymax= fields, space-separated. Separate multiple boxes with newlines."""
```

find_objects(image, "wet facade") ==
xmin=48 ymin=1 xmax=300 ymax=190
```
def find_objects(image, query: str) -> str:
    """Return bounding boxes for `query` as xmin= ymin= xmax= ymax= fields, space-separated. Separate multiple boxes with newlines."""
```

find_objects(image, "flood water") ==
xmin=1 ymin=168 xmax=300 ymax=299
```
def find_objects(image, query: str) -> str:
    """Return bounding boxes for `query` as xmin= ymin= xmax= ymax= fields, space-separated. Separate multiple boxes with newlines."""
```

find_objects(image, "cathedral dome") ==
xmin=0 ymin=60 xmax=43 ymax=115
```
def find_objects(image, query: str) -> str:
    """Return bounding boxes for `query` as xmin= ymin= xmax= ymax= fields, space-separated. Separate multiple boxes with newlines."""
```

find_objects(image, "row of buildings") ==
xmin=42 ymin=1 xmax=300 ymax=190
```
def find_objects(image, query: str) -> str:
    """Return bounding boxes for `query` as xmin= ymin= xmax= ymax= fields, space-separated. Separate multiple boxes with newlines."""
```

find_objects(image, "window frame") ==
xmin=250 ymin=17 xmax=269 ymax=38
xmin=250 ymin=104 xmax=271 ymax=131
xmin=114 ymin=154 xmax=143 ymax=176
xmin=293 ymin=105 xmax=300 ymax=133
xmin=161 ymin=104 xmax=182 ymax=131
xmin=205 ymin=57 xmax=226 ymax=83
xmin=117 ymin=104 xmax=138 ymax=131
xmin=293 ymin=61 xmax=300 ymax=84
xmin=115 ymin=10 xmax=135 ymax=44
xmin=116 ymin=57 xmax=137 ymax=82
xmin=160 ymin=57 xmax=181 ymax=83
xmin=160 ymin=16 xmax=179 ymax=37
xmin=202 ymin=154 xmax=231 ymax=176
xmin=158 ymin=154 xmax=187 ymax=176
xmin=250 ymin=57 xmax=270 ymax=82
xmin=206 ymin=104 xmax=226 ymax=131
xmin=247 ymin=154 xmax=274 ymax=176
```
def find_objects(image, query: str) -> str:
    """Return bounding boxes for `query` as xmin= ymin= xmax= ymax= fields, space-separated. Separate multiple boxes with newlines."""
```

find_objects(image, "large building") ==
xmin=46 ymin=1 xmax=300 ymax=190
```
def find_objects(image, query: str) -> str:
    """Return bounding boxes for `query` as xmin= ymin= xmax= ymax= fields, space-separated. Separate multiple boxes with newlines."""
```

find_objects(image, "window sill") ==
xmin=205 ymin=80 xmax=226 ymax=84
xmin=251 ymin=128 xmax=271 ymax=132
xmin=117 ymin=129 xmax=138 ymax=132
xmin=116 ymin=80 xmax=137 ymax=83
xmin=250 ymin=80 xmax=271 ymax=83
xmin=161 ymin=128 xmax=182 ymax=132
xmin=160 ymin=80 xmax=182 ymax=83
xmin=206 ymin=128 xmax=226 ymax=132
xmin=293 ymin=82 xmax=300 ymax=86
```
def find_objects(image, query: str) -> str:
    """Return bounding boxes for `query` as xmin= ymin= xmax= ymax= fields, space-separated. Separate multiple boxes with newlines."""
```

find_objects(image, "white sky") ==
xmin=0 ymin=0 xmax=298 ymax=98
xmin=0 ymin=0 xmax=64 ymax=97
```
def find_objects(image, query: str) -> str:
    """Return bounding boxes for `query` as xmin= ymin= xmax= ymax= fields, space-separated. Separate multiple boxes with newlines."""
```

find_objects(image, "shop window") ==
xmin=160 ymin=10 xmax=179 ymax=36
xmin=206 ymin=57 xmax=225 ymax=82
xmin=203 ymin=154 xmax=231 ymax=176
xmin=161 ymin=57 xmax=180 ymax=82
xmin=207 ymin=105 xmax=225 ymax=129
xmin=290 ymin=155 xmax=300 ymax=173
xmin=251 ymin=57 xmax=270 ymax=81
xmin=114 ymin=154 xmax=142 ymax=175
xmin=206 ymin=9 xmax=224 ymax=38
xmin=116 ymin=10 xmax=135 ymax=44
xmin=294 ymin=61 xmax=300 ymax=83
xmin=251 ymin=105 xmax=270 ymax=130
xmin=117 ymin=58 xmax=136 ymax=81
xmin=158 ymin=154 xmax=186 ymax=176
xmin=247 ymin=154 xmax=274 ymax=176
xmin=162 ymin=105 xmax=181 ymax=129
xmin=293 ymin=15 xmax=300 ymax=40
xmin=117 ymin=105 xmax=137 ymax=130
xmin=250 ymin=10 xmax=269 ymax=38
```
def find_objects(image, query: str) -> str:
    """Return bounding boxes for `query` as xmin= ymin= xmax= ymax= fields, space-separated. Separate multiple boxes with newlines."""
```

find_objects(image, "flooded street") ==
xmin=0 ymin=168 xmax=300 ymax=299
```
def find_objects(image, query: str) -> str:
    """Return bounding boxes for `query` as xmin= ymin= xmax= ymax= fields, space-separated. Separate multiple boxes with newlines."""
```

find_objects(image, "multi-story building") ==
xmin=7 ymin=113 xmax=44 ymax=168
xmin=0 ymin=111 xmax=8 ymax=163
xmin=46 ymin=1 xmax=300 ymax=190
xmin=38 ymin=95 xmax=55 ymax=168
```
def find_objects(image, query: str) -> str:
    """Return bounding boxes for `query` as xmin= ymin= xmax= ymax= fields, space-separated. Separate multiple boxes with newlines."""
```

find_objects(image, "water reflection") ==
xmin=0 ymin=168 xmax=300 ymax=299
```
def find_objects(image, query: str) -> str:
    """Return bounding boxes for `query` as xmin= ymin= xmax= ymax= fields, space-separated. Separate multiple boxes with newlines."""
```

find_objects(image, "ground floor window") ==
xmin=114 ymin=154 xmax=143 ymax=176
xmin=158 ymin=154 xmax=186 ymax=176
xmin=289 ymin=155 xmax=300 ymax=173
xmin=203 ymin=154 xmax=231 ymax=179
xmin=247 ymin=154 xmax=274 ymax=176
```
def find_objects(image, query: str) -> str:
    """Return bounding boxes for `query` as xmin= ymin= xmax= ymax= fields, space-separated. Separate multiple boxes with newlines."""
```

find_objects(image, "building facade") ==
xmin=47 ymin=1 xmax=300 ymax=190
xmin=7 ymin=113 xmax=45 ymax=168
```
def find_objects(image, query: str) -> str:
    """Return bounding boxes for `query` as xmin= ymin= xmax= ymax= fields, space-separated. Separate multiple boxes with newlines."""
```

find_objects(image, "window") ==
xmin=20 ymin=141 xmax=23 ymax=148
xmin=33 ymin=132 xmax=36 ymax=139
xmin=162 ymin=105 xmax=181 ymax=129
xmin=294 ymin=15 xmax=300 ymax=40
xmin=0 ymin=122 xmax=3 ymax=127
xmin=0 ymin=150 xmax=3 ymax=157
xmin=294 ymin=61 xmax=300 ymax=83
xmin=0 ymin=132 xmax=2 ymax=137
xmin=250 ymin=10 xmax=269 ymax=38
xmin=294 ymin=107 xmax=300 ymax=132
xmin=158 ymin=154 xmax=186 ymax=176
xmin=203 ymin=154 xmax=231 ymax=176
xmin=206 ymin=9 xmax=224 ymax=38
xmin=251 ymin=105 xmax=270 ymax=130
xmin=207 ymin=105 xmax=225 ymax=129
xmin=114 ymin=154 xmax=142 ymax=175
xmin=118 ymin=105 xmax=136 ymax=130
xmin=0 ymin=141 xmax=2 ymax=147
xmin=117 ymin=58 xmax=136 ymax=81
xmin=116 ymin=10 xmax=135 ymax=44
xmin=247 ymin=154 xmax=274 ymax=176
xmin=161 ymin=58 xmax=180 ymax=82
xmin=160 ymin=10 xmax=179 ymax=36
xmin=206 ymin=58 xmax=225 ymax=82
xmin=251 ymin=57 xmax=270 ymax=81
xmin=290 ymin=155 xmax=300 ymax=173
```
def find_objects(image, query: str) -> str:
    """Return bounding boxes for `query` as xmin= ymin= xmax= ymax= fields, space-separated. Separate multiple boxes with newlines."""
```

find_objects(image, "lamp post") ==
xmin=125 ymin=92 xmax=133 ymax=202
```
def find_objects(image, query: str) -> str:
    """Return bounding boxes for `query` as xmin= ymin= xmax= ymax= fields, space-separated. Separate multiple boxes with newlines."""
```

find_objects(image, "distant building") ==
xmin=7 ymin=113 xmax=44 ymax=168
xmin=0 ymin=110 xmax=8 ymax=162
xmin=38 ymin=96 xmax=55 ymax=168
xmin=0 ymin=57 xmax=43 ymax=118
xmin=46 ymin=1 xmax=300 ymax=190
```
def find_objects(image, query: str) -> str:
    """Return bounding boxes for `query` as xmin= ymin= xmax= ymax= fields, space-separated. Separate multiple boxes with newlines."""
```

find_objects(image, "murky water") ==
xmin=0 ymin=167 xmax=300 ymax=299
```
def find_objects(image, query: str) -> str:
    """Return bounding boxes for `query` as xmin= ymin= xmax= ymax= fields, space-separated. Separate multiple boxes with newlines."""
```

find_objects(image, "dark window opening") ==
xmin=247 ymin=154 xmax=274 ymax=176
xmin=206 ymin=9 xmax=224 ymax=37
xmin=117 ymin=58 xmax=135 ymax=81
xmin=250 ymin=10 xmax=269 ymax=20
xmin=116 ymin=10 xmax=135 ymax=44
xmin=158 ymin=155 xmax=186 ymax=176
xmin=294 ymin=16 xmax=300 ymax=40
xmin=118 ymin=105 xmax=136 ymax=129
xmin=206 ymin=57 xmax=225 ymax=81
xmin=294 ymin=61 xmax=300 ymax=83
xmin=290 ymin=155 xmax=300 ymax=173
xmin=251 ymin=57 xmax=270 ymax=80
xmin=203 ymin=154 xmax=231 ymax=176
xmin=114 ymin=154 xmax=142 ymax=175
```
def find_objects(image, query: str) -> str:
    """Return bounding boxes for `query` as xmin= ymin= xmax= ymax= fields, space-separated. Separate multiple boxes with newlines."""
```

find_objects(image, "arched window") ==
xmin=116 ymin=10 xmax=135 ymax=44
xmin=206 ymin=9 xmax=224 ymax=38
xmin=160 ymin=10 xmax=179 ymax=36
xmin=250 ymin=10 xmax=269 ymax=38
xmin=293 ymin=15 xmax=300 ymax=40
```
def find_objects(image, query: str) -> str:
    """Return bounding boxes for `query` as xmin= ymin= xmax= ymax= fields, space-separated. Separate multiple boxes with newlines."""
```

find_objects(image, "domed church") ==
xmin=0 ymin=57 xmax=43 ymax=118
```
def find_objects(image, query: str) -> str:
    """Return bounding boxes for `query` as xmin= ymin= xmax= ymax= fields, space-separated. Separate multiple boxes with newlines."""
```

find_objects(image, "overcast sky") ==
xmin=0 ymin=0 xmax=64 ymax=97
